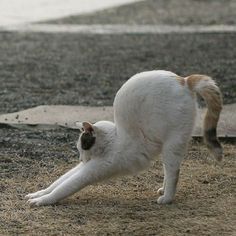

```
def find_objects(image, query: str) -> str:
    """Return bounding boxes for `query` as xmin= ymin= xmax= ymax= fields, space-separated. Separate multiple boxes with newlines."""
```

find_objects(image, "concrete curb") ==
xmin=0 ymin=104 xmax=235 ymax=138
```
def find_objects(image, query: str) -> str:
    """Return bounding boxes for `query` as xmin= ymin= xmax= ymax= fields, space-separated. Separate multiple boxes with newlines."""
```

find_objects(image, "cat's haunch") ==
xmin=26 ymin=70 xmax=222 ymax=206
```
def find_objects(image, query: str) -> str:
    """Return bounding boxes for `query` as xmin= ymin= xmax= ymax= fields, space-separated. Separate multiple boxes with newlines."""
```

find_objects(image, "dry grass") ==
xmin=1 ymin=141 xmax=235 ymax=236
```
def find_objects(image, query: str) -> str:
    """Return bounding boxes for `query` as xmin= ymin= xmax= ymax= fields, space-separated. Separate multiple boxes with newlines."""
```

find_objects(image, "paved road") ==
xmin=0 ymin=0 xmax=143 ymax=26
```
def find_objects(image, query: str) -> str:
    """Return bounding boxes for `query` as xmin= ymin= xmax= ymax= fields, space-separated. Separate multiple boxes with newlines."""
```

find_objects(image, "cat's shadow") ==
xmin=57 ymin=194 xmax=182 ymax=212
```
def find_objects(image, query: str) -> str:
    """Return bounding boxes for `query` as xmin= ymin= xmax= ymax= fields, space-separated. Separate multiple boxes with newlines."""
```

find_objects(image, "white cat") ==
xmin=26 ymin=70 xmax=223 ymax=206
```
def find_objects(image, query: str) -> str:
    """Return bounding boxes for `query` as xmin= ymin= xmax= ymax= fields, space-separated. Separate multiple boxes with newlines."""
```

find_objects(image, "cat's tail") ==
xmin=186 ymin=74 xmax=223 ymax=161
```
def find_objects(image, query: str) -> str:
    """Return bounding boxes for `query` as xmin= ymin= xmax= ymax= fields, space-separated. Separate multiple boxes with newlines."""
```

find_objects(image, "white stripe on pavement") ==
xmin=2 ymin=24 xmax=236 ymax=34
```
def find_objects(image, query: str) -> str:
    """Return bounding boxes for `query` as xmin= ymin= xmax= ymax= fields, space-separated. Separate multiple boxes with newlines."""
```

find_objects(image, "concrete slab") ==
xmin=0 ymin=0 xmax=143 ymax=27
xmin=0 ymin=104 xmax=235 ymax=137
xmin=0 ymin=106 xmax=113 ymax=130
xmin=194 ymin=104 xmax=236 ymax=138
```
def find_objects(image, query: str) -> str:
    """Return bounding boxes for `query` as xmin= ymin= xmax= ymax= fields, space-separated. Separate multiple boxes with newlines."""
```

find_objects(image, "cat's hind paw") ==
xmin=157 ymin=195 xmax=173 ymax=204
xmin=157 ymin=187 xmax=164 ymax=195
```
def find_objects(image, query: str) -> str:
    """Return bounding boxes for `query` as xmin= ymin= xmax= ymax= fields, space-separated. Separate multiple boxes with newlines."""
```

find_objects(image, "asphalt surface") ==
xmin=50 ymin=0 xmax=236 ymax=25
xmin=0 ymin=0 xmax=142 ymax=27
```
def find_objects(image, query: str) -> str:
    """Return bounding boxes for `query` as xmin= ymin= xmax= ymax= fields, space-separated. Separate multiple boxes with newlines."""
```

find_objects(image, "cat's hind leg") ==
xmin=157 ymin=164 xmax=166 ymax=196
xmin=157 ymin=139 xmax=187 ymax=204
xmin=25 ymin=162 xmax=84 ymax=199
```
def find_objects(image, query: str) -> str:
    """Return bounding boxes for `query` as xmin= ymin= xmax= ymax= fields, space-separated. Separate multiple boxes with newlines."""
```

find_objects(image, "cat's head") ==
xmin=77 ymin=122 xmax=96 ymax=151
xmin=76 ymin=121 xmax=116 ymax=161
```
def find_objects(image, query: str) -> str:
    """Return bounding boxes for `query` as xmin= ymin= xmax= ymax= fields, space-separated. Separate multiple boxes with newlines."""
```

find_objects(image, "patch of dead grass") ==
xmin=0 ymin=142 xmax=235 ymax=235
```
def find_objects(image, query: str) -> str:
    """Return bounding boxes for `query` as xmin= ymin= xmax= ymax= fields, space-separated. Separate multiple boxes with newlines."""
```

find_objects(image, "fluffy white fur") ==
xmin=26 ymin=70 xmax=222 ymax=206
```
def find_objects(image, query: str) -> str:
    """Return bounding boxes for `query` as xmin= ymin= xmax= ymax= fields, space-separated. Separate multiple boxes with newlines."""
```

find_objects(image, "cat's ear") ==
xmin=82 ymin=122 xmax=94 ymax=133
xmin=75 ymin=121 xmax=95 ymax=133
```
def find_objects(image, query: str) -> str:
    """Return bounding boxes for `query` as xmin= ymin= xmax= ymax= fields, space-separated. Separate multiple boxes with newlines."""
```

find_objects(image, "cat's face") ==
xmin=76 ymin=121 xmax=116 ymax=162
xmin=77 ymin=122 xmax=96 ymax=151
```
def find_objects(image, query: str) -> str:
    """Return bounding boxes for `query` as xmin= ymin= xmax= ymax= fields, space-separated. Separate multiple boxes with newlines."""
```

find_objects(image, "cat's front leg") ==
xmin=27 ymin=159 xmax=115 ymax=207
xmin=25 ymin=162 xmax=84 ymax=200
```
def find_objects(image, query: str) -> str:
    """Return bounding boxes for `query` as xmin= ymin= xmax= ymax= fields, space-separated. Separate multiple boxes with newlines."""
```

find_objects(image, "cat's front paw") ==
xmin=27 ymin=197 xmax=45 ymax=207
xmin=25 ymin=189 xmax=48 ymax=199
xmin=27 ymin=195 xmax=54 ymax=207
xmin=157 ymin=195 xmax=173 ymax=204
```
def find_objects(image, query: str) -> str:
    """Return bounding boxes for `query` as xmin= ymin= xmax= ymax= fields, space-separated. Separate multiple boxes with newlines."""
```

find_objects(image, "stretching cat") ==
xmin=26 ymin=70 xmax=223 ymax=206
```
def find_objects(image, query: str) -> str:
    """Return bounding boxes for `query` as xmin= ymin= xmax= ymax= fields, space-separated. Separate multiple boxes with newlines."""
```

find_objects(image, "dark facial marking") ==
xmin=81 ymin=132 xmax=96 ymax=150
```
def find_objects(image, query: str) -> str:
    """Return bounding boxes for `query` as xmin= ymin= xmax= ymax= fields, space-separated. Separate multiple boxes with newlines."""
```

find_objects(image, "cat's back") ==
xmin=115 ymin=70 xmax=180 ymax=98
xmin=114 ymin=70 xmax=195 ymax=139
xmin=114 ymin=70 xmax=186 ymax=111
xmin=117 ymin=70 xmax=178 ymax=92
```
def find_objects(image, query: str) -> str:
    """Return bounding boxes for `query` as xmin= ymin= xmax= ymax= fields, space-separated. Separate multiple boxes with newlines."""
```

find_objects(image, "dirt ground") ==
xmin=0 ymin=128 xmax=235 ymax=235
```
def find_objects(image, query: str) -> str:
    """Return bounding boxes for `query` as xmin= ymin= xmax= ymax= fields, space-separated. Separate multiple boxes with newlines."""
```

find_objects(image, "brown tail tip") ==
xmin=204 ymin=128 xmax=223 ymax=162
